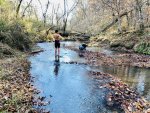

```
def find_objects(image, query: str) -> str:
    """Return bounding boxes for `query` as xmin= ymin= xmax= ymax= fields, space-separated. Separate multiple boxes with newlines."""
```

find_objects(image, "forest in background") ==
xmin=0 ymin=0 xmax=150 ymax=57
xmin=1 ymin=0 xmax=150 ymax=35
xmin=70 ymin=0 xmax=150 ymax=34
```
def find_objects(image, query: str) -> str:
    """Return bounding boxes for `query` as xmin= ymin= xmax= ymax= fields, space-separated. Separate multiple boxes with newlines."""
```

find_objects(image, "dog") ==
xmin=79 ymin=44 xmax=87 ymax=51
xmin=79 ymin=44 xmax=87 ymax=57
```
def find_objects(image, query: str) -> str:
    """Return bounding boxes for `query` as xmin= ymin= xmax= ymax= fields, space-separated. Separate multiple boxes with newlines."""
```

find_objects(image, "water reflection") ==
xmin=95 ymin=65 xmax=150 ymax=101
xmin=54 ymin=55 xmax=60 ymax=76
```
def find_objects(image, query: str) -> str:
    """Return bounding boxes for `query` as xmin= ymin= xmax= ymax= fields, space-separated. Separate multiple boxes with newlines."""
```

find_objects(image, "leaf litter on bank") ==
xmin=0 ymin=57 xmax=50 ymax=113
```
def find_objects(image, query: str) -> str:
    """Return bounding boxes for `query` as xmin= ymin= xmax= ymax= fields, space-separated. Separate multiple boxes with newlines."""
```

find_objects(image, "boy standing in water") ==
xmin=53 ymin=30 xmax=62 ymax=56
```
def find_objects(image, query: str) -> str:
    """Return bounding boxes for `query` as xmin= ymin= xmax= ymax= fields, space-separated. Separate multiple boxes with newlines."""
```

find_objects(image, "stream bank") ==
xmin=0 ymin=56 xmax=35 ymax=112
xmin=88 ymin=32 xmax=150 ymax=55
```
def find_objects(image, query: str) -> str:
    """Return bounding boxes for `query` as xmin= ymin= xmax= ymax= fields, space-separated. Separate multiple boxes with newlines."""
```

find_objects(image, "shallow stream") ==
xmin=29 ymin=42 xmax=150 ymax=113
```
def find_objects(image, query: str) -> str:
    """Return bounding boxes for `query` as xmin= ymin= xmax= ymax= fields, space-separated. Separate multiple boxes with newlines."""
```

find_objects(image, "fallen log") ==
xmin=30 ymin=49 xmax=44 ymax=54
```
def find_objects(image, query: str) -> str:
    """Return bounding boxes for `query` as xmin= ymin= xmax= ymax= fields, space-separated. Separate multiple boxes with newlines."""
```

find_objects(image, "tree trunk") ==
xmin=146 ymin=0 xmax=149 ymax=24
xmin=16 ymin=0 xmax=23 ymax=18
xmin=63 ymin=0 xmax=67 ymax=33
xmin=117 ymin=14 xmax=122 ymax=33
xmin=62 ymin=0 xmax=78 ymax=33
xmin=129 ymin=10 xmax=134 ymax=29
xmin=126 ymin=14 xmax=130 ymax=28
xmin=135 ymin=0 xmax=144 ymax=31
xmin=43 ymin=0 xmax=50 ymax=27
xmin=63 ymin=18 xmax=68 ymax=33
xmin=139 ymin=8 xmax=144 ymax=31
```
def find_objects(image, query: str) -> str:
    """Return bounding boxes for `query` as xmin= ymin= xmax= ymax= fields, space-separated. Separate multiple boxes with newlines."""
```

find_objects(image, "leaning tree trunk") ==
xmin=100 ymin=11 xmax=132 ymax=33
xmin=100 ymin=10 xmax=133 ymax=33
xmin=129 ymin=10 xmax=135 ymax=29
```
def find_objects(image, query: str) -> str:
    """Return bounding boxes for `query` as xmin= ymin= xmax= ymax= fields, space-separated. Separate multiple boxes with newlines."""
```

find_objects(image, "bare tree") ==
xmin=63 ymin=0 xmax=79 ymax=33
xmin=37 ymin=0 xmax=43 ymax=13
xmin=21 ymin=0 xmax=33 ymax=19
xmin=37 ymin=0 xmax=50 ymax=26
xmin=33 ymin=7 xmax=39 ymax=21
xmin=55 ymin=4 xmax=60 ymax=27
xmin=69 ymin=0 xmax=149 ymax=34
xmin=43 ymin=0 xmax=50 ymax=26
xmin=100 ymin=10 xmax=133 ymax=33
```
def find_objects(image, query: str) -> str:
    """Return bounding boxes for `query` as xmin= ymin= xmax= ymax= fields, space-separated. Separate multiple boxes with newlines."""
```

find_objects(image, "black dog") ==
xmin=79 ymin=44 xmax=87 ymax=50
xmin=79 ymin=44 xmax=87 ymax=57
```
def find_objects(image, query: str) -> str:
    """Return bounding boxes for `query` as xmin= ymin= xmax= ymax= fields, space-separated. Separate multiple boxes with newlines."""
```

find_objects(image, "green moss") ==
xmin=134 ymin=42 xmax=150 ymax=55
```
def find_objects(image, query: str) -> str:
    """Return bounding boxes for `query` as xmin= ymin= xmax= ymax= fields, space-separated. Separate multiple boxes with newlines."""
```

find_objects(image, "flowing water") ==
xmin=29 ymin=42 xmax=150 ymax=113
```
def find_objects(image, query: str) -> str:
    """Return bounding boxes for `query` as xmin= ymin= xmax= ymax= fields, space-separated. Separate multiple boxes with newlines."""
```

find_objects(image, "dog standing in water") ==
xmin=79 ymin=43 xmax=87 ymax=56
